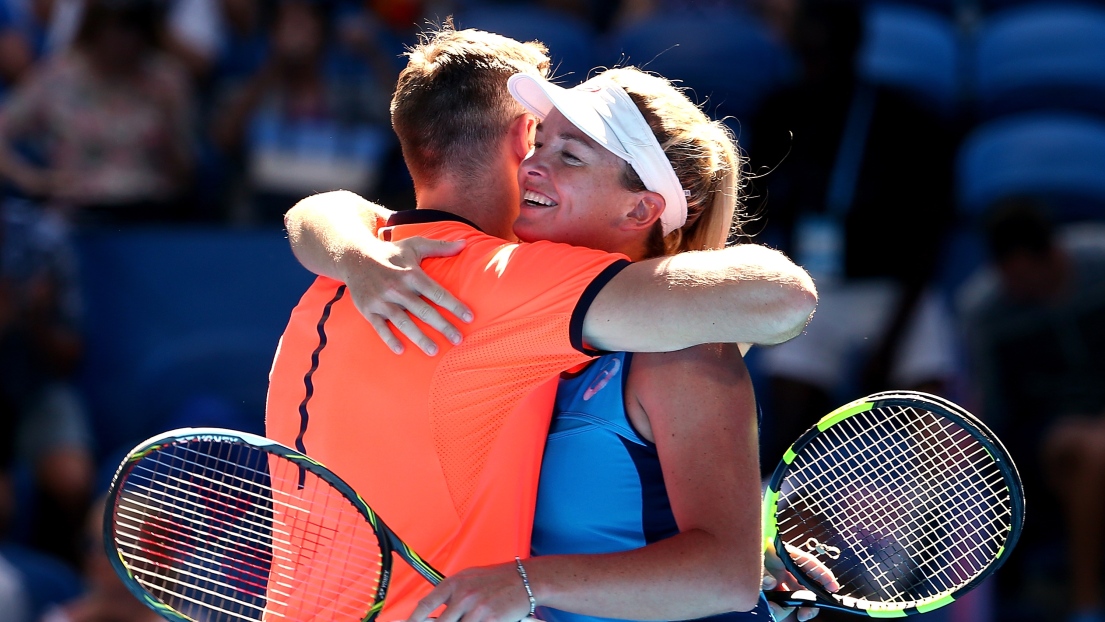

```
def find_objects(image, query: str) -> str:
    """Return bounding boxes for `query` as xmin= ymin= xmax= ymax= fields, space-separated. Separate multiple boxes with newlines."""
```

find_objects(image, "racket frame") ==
xmin=762 ymin=391 xmax=1025 ymax=617
xmin=103 ymin=427 xmax=444 ymax=622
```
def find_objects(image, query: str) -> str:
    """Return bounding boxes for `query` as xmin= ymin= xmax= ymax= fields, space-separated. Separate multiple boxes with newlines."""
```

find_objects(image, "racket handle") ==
xmin=764 ymin=589 xmax=818 ymax=608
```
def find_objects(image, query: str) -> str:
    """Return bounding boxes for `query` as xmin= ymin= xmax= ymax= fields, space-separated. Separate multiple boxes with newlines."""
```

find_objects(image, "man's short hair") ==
xmin=391 ymin=22 xmax=550 ymax=188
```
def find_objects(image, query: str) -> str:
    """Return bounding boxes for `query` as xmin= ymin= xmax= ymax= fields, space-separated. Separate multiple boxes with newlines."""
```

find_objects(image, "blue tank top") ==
xmin=533 ymin=352 xmax=772 ymax=622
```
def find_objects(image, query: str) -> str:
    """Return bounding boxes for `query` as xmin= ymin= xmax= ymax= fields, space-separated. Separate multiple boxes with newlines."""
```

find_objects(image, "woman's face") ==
xmin=513 ymin=109 xmax=643 ymax=252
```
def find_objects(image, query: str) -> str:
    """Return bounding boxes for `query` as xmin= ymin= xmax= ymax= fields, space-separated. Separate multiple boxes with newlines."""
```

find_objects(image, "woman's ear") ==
xmin=623 ymin=192 xmax=665 ymax=232
xmin=510 ymin=113 xmax=538 ymax=161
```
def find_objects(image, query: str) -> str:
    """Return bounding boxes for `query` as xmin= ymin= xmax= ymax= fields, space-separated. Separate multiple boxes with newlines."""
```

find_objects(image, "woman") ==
xmin=0 ymin=0 xmax=194 ymax=224
xmin=401 ymin=66 xmax=778 ymax=622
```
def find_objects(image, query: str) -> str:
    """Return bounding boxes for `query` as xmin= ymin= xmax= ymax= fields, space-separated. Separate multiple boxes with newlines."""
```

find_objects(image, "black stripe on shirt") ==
xmin=570 ymin=259 xmax=632 ymax=355
xmin=295 ymin=284 xmax=346 ymax=487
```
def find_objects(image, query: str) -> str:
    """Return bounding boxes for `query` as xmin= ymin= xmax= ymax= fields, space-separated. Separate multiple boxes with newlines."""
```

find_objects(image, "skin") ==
xmin=287 ymin=104 xmax=831 ymax=622
xmin=401 ymin=115 xmax=764 ymax=622
xmin=513 ymin=110 xmax=665 ymax=259
xmin=281 ymin=46 xmax=822 ymax=618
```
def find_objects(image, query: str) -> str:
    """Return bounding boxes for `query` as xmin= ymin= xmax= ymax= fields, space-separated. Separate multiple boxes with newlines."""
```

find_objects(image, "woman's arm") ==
xmin=582 ymin=245 xmax=817 ymax=352
xmin=406 ymin=343 xmax=763 ymax=622
xmin=283 ymin=190 xmax=473 ymax=354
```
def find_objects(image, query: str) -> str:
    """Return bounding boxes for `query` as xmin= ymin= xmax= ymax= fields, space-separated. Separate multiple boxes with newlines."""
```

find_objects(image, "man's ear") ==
xmin=510 ymin=113 xmax=538 ymax=161
xmin=623 ymin=192 xmax=665 ymax=232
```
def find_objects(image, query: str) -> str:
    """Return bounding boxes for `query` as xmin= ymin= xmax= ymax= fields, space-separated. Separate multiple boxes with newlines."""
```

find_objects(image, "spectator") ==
xmin=209 ymin=0 xmax=393 ymax=224
xmin=204 ymin=0 xmax=268 ymax=95
xmin=958 ymin=198 xmax=1105 ymax=622
xmin=0 ymin=199 xmax=94 ymax=569
xmin=159 ymin=0 xmax=223 ymax=82
xmin=331 ymin=0 xmax=409 ymax=94
xmin=0 ymin=0 xmax=220 ymax=95
xmin=0 ymin=0 xmax=53 ymax=95
xmin=0 ymin=0 xmax=223 ymax=84
xmin=0 ymin=0 xmax=195 ymax=225
xmin=39 ymin=494 xmax=163 ymax=622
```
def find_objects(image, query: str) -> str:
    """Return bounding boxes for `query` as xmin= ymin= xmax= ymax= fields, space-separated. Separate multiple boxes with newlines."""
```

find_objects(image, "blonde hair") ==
xmin=600 ymin=67 xmax=747 ymax=257
xmin=391 ymin=21 xmax=551 ymax=188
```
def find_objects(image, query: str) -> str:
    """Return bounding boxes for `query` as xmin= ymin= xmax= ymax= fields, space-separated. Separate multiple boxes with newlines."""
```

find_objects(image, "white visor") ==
xmin=508 ymin=73 xmax=688 ymax=235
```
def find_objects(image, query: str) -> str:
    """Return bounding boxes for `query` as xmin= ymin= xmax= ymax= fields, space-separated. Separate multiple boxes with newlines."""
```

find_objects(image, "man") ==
xmin=959 ymin=198 xmax=1105 ymax=622
xmin=267 ymin=23 xmax=817 ymax=621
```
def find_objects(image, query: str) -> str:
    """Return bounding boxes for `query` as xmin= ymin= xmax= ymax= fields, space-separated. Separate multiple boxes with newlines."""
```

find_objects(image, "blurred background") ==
xmin=0 ymin=0 xmax=1103 ymax=619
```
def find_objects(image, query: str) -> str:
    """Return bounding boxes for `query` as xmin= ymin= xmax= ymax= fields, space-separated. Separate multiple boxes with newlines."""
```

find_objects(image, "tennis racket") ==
xmin=762 ymin=390 xmax=1025 ymax=617
xmin=103 ymin=427 xmax=444 ymax=622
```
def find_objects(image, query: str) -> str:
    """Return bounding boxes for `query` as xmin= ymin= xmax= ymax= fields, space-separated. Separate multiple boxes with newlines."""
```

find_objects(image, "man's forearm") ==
xmin=583 ymin=244 xmax=817 ymax=352
xmin=284 ymin=190 xmax=393 ymax=281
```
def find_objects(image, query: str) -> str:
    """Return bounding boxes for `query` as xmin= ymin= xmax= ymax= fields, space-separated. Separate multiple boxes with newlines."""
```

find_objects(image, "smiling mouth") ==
xmin=523 ymin=190 xmax=558 ymax=207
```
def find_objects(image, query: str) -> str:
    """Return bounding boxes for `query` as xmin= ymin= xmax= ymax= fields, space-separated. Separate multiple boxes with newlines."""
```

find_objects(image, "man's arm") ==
xmin=284 ymin=190 xmax=394 ymax=281
xmin=582 ymin=247 xmax=817 ymax=352
xmin=284 ymin=191 xmax=472 ymax=355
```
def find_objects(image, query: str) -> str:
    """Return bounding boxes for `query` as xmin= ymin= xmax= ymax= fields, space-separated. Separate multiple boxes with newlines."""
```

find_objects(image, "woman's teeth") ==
xmin=524 ymin=190 xmax=557 ymax=207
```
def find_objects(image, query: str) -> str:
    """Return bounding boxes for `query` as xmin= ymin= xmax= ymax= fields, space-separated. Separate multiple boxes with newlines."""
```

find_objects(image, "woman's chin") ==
xmin=512 ymin=212 xmax=547 ymax=243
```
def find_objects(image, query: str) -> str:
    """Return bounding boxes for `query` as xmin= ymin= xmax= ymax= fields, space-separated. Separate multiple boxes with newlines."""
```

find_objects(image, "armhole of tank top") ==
xmin=619 ymin=351 xmax=655 ymax=448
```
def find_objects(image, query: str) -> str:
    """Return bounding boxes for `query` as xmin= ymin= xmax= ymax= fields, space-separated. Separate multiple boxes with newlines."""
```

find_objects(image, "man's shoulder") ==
xmin=389 ymin=222 xmax=624 ymax=272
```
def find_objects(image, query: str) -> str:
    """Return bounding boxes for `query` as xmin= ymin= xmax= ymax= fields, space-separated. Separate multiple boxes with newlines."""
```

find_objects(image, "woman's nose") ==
xmin=522 ymin=160 xmax=546 ymax=177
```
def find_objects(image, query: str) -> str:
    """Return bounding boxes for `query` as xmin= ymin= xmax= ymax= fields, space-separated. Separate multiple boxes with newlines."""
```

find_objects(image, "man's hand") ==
xmin=340 ymin=236 xmax=473 ymax=355
xmin=763 ymin=542 xmax=841 ymax=622
xmin=405 ymin=562 xmax=534 ymax=622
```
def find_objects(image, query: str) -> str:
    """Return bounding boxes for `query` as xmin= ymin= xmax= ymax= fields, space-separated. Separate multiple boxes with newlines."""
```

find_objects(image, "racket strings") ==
xmin=117 ymin=442 xmax=279 ymax=620
xmin=788 ymin=409 xmax=1003 ymax=560
xmin=797 ymin=410 xmax=1009 ymax=601
xmin=777 ymin=404 xmax=1015 ymax=606
xmin=782 ymin=413 xmax=954 ymax=600
xmin=823 ymin=411 xmax=1009 ymax=589
xmin=112 ymin=440 xmax=386 ymax=621
xmin=888 ymin=416 xmax=1012 ymax=571
xmin=121 ymin=445 xmax=380 ymax=621
xmin=118 ymin=448 xmax=296 ymax=587
xmin=791 ymin=410 xmax=1012 ymax=605
xmin=118 ymin=466 xmax=297 ymax=561
xmin=786 ymin=410 xmax=1003 ymax=567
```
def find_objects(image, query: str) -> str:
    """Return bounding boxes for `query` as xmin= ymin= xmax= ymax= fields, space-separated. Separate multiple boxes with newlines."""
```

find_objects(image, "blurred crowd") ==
xmin=0 ymin=0 xmax=1102 ymax=620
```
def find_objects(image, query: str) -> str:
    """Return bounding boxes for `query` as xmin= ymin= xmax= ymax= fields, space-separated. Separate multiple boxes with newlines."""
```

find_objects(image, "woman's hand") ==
xmin=340 ymin=236 xmax=473 ymax=355
xmin=763 ymin=542 xmax=841 ymax=622
xmin=405 ymin=562 xmax=534 ymax=622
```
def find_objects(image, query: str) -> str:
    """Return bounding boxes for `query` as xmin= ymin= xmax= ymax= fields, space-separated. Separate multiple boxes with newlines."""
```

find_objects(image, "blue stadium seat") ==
xmin=856 ymin=3 xmax=962 ymax=116
xmin=453 ymin=5 xmax=599 ymax=85
xmin=972 ymin=2 xmax=1105 ymax=118
xmin=975 ymin=0 xmax=1105 ymax=11
xmin=604 ymin=9 xmax=797 ymax=126
xmin=75 ymin=228 xmax=316 ymax=455
xmin=956 ymin=112 xmax=1105 ymax=219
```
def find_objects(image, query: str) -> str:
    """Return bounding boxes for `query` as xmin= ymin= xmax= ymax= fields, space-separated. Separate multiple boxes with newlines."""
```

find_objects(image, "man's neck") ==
xmin=414 ymin=174 xmax=519 ymax=241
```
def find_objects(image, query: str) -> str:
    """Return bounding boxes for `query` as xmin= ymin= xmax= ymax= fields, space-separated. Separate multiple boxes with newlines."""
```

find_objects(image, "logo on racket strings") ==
xmin=804 ymin=538 xmax=841 ymax=560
